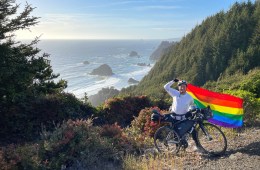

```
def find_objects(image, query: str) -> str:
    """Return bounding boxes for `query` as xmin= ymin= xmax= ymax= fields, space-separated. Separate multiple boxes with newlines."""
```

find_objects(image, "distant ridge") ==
xmin=149 ymin=41 xmax=177 ymax=60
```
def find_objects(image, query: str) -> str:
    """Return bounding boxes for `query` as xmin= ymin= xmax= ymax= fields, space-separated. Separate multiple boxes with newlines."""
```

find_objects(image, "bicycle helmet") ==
xmin=178 ymin=80 xmax=187 ymax=86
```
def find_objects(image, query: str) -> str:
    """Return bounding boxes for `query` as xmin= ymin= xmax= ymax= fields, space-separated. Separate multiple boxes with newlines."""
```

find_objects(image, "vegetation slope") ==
xmin=121 ymin=1 xmax=260 ymax=99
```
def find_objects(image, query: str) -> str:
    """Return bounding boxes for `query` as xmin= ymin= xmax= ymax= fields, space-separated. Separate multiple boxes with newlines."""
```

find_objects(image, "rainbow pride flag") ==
xmin=187 ymin=84 xmax=244 ymax=128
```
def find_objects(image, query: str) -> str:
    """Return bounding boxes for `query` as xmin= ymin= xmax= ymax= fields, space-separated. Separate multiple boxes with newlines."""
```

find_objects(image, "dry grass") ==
xmin=123 ymin=127 xmax=260 ymax=170
xmin=123 ymin=148 xmax=204 ymax=170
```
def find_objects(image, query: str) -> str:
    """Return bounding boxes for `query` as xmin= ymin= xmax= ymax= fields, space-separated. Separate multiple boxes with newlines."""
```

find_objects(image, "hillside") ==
xmin=121 ymin=1 xmax=260 ymax=98
xmin=149 ymin=41 xmax=176 ymax=60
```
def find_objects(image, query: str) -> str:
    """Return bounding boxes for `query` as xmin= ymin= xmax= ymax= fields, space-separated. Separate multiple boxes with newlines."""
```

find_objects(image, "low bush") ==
xmin=41 ymin=119 xmax=119 ymax=169
xmin=224 ymin=90 xmax=260 ymax=126
xmin=118 ymin=107 xmax=170 ymax=154
xmin=0 ymin=119 xmax=121 ymax=169
xmin=95 ymin=95 xmax=152 ymax=127
xmin=0 ymin=93 xmax=95 ymax=142
xmin=131 ymin=108 xmax=169 ymax=137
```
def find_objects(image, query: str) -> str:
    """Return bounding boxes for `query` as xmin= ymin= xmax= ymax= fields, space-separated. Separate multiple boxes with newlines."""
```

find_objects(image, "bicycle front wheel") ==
xmin=196 ymin=123 xmax=227 ymax=156
xmin=154 ymin=126 xmax=180 ymax=154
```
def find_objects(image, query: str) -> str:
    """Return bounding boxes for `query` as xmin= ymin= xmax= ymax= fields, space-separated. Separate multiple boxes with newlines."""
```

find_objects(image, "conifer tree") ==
xmin=121 ymin=1 xmax=260 ymax=98
xmin=0 ymin=0 xmax=67 ymax=104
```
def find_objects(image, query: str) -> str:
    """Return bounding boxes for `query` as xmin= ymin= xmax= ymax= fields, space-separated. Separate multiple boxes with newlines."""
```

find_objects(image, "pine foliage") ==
xmin=121 ymin=1 xmax=260 ymax=97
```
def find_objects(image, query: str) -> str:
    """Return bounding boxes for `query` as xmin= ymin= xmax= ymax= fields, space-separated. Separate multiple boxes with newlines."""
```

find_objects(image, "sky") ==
xmin=15 ymin=0 xmax=253 ymax=40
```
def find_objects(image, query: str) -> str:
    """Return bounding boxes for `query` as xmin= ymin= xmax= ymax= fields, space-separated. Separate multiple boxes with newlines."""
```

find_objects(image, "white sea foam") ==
xmin=63 ymin=65 xmax=154 ymax=98
xmin=37 ymin=39 xmax=161 ymax=99
xmin=68 ymin=75 xmax=122 ymax=98
xmin=121 ymin=65 xmax=153 ymax=78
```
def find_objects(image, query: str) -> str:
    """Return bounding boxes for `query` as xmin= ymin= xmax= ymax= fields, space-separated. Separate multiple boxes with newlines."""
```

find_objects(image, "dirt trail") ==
xmin=182 ymin=127 xmax=260 ymax=170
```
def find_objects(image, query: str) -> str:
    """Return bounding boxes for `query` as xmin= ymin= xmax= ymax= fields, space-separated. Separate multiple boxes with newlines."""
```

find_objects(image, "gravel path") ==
xmin=182 ymin=127 xmax=260 ymax=170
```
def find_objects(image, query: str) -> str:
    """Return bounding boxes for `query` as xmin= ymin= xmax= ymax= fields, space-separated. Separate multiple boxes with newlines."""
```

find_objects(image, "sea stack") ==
xmin=90 ymin=64 xmax=114 ymax=76
xmin=83 ymin=61 xmax=90 ymax=64
xmin=129 ymin=51 xmax=140 ymax=57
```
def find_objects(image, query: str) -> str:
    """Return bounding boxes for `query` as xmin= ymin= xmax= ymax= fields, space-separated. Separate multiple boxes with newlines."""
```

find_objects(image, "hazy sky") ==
xmin=15 ymin=0 xmax=252 ymax=40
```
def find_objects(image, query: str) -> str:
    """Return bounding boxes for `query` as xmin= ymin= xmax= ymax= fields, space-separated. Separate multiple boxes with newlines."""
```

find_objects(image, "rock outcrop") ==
xmin=150 ymin=41 xmax=176 ymax=60
xmin=129 ymin=51 xmax=140 ymax=57
xmin=128 ymin=78 xmax=139 ymax=84
xmin=90 ymin=64 xmax=113 ymax=76
xmin=137 ymin=63 xmax=146 ymax=66
xmin=137 ymin=63 xmax=151 ymax=67
xmin=88 ymin=87 xmax=120 ymax=107
xmin=83 ymin=61 xmax=89 ymax=64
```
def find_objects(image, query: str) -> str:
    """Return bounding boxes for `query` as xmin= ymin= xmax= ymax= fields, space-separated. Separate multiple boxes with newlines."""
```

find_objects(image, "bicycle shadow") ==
xmin=226 ymin=141 xmax=260 ymax=156
xmin=201 ymin=141 xmax=260 ymax=160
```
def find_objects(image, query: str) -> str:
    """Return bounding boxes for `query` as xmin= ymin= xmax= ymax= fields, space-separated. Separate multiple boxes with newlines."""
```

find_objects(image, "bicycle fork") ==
xmin=199 ymin=123 xmax=213 ymax=140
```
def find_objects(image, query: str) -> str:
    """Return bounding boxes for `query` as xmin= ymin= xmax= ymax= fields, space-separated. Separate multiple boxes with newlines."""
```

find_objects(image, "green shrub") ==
xmin=119 ymin=107 xmax=170 ymax=154
xmin=0 ymin=143 xmax=40 ymax=169
xmin=0 ymin=119 xmax=122 ymax=169
xmin=96 ymin=95 xmax=152 ymax=127
xmin=99 ymin=123 xmax=134 ymax=154
xmin=239 ymin=69 xmax=260 ymax=97
xmin=131 ymin=108 xmax=158 ymax=137
xmin=131 ymin=108 xmax=169 ymax=137
xmin=100 ymin=123 xmax=123 ymax=138
xmin=224 ymin=90 xmax=260 ymax=125
xmin=123 ymin=126 xmax=154 ymax=154
xmin=40 ymin=119 xmax=119 ymax=169
xmin=0 ymin=93 xmax=95 ymax=142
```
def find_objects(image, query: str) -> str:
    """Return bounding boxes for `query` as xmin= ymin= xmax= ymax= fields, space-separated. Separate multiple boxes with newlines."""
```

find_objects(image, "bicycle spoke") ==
xmin=196 ymin=123 xmax=227 ymax=156
xmin=154 ymin=126 xmax=180 ymax=154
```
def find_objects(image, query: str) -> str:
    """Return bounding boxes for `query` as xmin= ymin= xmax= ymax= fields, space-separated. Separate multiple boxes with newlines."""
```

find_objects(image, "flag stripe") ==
xmin=187 ymin=90 xmax=242 ymax=108
xmin=213 ymin=113 xmax=243 ymax=125
xmin=187 ymin=84 xmax=244 ymax=128
xmin=213 ymin=110 xmax=243 ymax=120
xmin=194 ymin=99 xmax=243 ymax=120
xmin=191 ymin=95 xmax=243 ymax=115
xmin=208 ymin=119 xmax=243 ymax=128
xmin=187 ymin=84 xmax=243 ymax=103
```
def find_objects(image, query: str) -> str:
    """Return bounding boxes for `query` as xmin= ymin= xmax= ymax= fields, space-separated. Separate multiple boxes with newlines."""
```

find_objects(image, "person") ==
xmin=164 ymin=78 xmax=200 ymax=151
xmin=164 ymin=78 xmax=194 ymax=120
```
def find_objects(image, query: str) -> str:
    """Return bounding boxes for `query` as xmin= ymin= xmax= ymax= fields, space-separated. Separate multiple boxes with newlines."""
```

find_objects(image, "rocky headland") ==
xmin=128 ymin=78 xmax=139 ymax=84
xmin=150 ymin=41 xmax=176 ymax=60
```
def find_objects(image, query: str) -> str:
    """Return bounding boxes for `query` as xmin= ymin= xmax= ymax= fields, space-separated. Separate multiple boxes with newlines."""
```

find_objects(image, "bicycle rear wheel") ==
xmin=196 ymin=123 xmax=227 ymax=156
xmin=154 ymin=126 xmax=180 ymax=154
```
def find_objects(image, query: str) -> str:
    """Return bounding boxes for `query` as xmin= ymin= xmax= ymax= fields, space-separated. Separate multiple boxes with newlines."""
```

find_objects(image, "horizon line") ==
xmin=17 ymin=38 xmax=181 ymax=41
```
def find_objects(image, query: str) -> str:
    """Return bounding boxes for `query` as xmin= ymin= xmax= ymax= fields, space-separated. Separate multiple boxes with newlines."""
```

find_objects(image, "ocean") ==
xmin=36 ymin=39 xmax=161 ymax=98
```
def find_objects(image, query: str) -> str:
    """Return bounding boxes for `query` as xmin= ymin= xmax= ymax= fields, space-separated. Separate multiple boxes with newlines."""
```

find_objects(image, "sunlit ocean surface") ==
xmin=35 ymin=39 xmax=160 ymax=98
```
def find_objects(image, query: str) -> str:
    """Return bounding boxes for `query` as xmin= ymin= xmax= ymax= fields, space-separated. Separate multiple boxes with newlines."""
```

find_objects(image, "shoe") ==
xmin=192 ymin=146 xmax=198 ymax=152
xmin=192 ymin=146 xmax=203 ymax=153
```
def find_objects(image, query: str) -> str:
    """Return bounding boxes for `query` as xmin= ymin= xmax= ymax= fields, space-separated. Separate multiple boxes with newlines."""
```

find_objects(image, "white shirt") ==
xmin=164 ymin=80 xmax=194 ymax=115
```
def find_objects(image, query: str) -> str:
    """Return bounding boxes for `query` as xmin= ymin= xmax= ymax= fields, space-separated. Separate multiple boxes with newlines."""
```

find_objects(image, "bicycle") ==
xmin=152 ymin=106 xmax=227 ymax=156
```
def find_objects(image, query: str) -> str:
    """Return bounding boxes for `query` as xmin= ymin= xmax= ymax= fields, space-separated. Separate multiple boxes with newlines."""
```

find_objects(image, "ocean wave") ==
xmin=39 ymin=39 xmax=161 ymax=98
xmin=68 ymin=75 xmax=122 ymax=97
xmin=120 ymin=65 xmax=153 ymax=77
xmin=65 ymin=64 xmax=154 ymax=98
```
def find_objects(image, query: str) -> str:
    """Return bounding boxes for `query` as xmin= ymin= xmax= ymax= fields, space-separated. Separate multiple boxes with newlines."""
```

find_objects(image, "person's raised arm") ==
xmin=164 ymin=79 xmax=179 ymax=97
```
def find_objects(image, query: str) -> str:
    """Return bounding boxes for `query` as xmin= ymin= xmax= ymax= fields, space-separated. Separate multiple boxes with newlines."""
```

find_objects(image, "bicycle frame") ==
xmin=154 ymin=107 xmax=227 ymax=155
xmin=198 ymin=122 xmax=213 ymax=140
